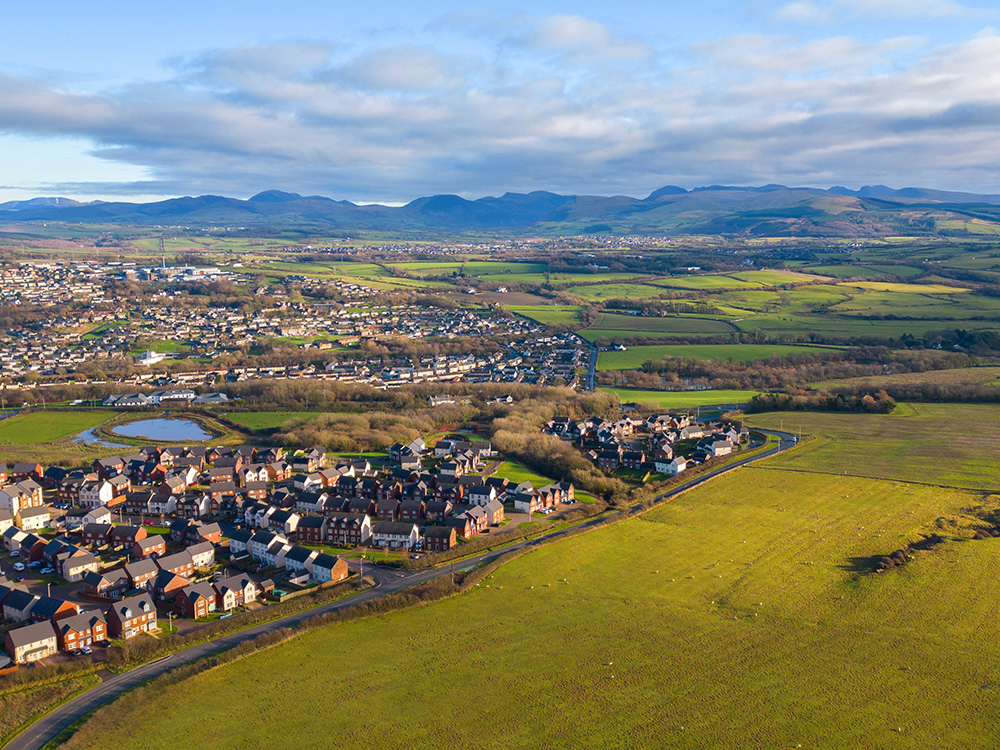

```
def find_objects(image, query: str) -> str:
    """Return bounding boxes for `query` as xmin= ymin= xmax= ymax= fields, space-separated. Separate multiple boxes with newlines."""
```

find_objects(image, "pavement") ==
xmin=6 ymin=428 xmax=795 ymax=750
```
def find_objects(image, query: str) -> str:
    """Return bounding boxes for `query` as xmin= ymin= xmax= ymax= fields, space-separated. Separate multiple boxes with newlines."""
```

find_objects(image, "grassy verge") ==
xmin=0 ymin=673 xmax=101 ymax=748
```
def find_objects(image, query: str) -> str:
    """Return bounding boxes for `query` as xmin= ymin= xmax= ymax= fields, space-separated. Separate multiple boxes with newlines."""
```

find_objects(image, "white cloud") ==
xmin=514 ymin=15 xmax=652 ymax=62
xmin=5 ymin=18 xmax=1000 ymax=200
xmin=774 ymin=0 xmax=997 ymax=23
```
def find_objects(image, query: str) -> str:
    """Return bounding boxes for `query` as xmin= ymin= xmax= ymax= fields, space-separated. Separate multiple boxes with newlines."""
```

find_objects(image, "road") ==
xmin=579 ymin=336 xmax=597 ymax=391
xmin=8 ymin=429 xmax=794 ymax=750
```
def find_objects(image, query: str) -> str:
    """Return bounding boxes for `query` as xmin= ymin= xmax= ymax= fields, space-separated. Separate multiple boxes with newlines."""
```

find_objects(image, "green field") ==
xmin=583 ymin=313 xmax=736 ymax=338
xmin=566 ymin=283 xmax=668 ymax=301
xmin=599 ymin=387 xmax=760 ymax=407
xmin=654 ymin=275 xmax=763 ymax=290
xmin=224 ymin=412 xmax=324 ymax=431
xmin=492 ymin=461 xmax=563 ymax=487
xmin=0 ymin=409 xmax=115 ymax=444
xmin=807 ymin=264 xmax=925 ymax=279
xmin=67 ymin=416 xmax=1000 ymax=749
xmin=811 ymin=366 xmax=1000 ymax=390
xmin=597 ymin=343 xmax=838 ymax=369
xmin=505 ymin=305 xmax=582 ymax=327
xmin=747 ymin=403 xmax=1000 ymax=491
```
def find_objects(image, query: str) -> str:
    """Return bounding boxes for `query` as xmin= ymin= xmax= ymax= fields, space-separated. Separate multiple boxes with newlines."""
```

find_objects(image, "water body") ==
xmin=74 ymin=428 xmax=131 ymax=449
xmin=110 ymin=419 xmax=212 ymax=442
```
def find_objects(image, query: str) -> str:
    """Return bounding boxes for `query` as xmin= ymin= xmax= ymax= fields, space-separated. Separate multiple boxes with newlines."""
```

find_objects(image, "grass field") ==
xmin=811 ymin=366 xmax=1000 ymax=390
xmin=224 ymin=412 xmax=324 ymax=431
xmin=583 ymin=313 xmax=736 ymax=336
xmin=747 ymin=402 xmax=1000 ymax=491
xmin=0 ymin=410 xmax=115 ymax=444
xmin=69 ymin=436 xmax=1000 ymax=749
xmin=492 ymin=461 xmax=563 ymax=487
xmin=599 ymin=387 xmax=760 ymax=407
xmin=505 ymin=305 xmax=582 ymax=327
xmin=566 ymin=283 xmax=668 ymax=301
xmin=597 ymin=343 xmax=838 ymax=369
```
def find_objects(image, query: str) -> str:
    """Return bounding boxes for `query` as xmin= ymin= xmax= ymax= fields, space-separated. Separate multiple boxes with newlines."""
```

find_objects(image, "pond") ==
xmin=110 ymin=419 xmax=212 ymax=442
xmin=73 ymin=428 xmax=131 ymax=449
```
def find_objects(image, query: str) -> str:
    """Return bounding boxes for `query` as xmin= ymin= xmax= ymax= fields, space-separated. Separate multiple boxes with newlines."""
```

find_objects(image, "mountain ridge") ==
xmin=3 ymin=184 xmax=1000 ymax=236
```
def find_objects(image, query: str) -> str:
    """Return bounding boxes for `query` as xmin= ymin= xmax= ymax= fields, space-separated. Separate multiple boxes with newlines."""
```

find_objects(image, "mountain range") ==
xmin=4 ymin=184 xmax=1000 ymax=237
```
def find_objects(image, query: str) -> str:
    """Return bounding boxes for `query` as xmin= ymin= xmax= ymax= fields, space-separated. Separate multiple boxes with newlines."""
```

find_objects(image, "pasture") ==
xmin=582 ymin=313 xmax=736 ymax=337
xmin=66 ymin=458 xmax=1000 ymax=749
xmin=746 ymin=402 xmax=1000 ymax=492
xmin=566 ymin=283 xmax=667 ymax=301
xmin=505 ymin=305 xmax=582 ymax=327
xmin=597 ymin=343 xmax=838 ymax=369
xmin=810 ymin=366 xmax=1000 ymax=390
xmin=599 ymin=387 xmax=760 ymax=407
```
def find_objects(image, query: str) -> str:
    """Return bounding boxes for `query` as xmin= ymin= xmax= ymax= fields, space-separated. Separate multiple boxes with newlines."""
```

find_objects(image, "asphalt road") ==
xmin=8 ymin=429 xmax=794 ymax=750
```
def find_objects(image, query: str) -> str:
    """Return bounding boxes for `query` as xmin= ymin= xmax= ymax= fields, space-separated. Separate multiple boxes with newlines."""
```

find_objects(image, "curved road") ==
xmin=9 ymin=429 xmax=795 ymax=750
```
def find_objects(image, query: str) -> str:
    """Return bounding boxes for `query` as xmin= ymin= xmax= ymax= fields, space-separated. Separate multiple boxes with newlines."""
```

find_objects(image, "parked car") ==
xmin=27 ymin=560 xmax=41 ymax=569
xmin=81 ymin=645 xmax=92 ymax=655
xmin=40 ymin=566 xmax=55 ymax=575
xmin=13 ymin=562 xmax=24 ymax=571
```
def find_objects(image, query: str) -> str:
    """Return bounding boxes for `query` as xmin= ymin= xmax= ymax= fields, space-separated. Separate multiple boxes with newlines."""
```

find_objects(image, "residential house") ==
xmin=82 ymin=523 xmax=113 ymax=547
xmin=370 ymin=521 xmax=419 ymax=550
xmin=3 ymin=589 xmax=39 ymax=622
xmin=132 ymin=535 xmax=167 ymax=559
xmin=62 ymin=552 xmax=99 ymax=582
xmin=213 ymin=576 xmax=259 ymax=610
xmin=325 ymin=513 xmax=371 ymax=547
xmin=105 ymin=594 xmax=157 ymax=638
xmin=187 ymin=541 xmax=215 ymax=569
xmin=156 ymin=551 xmax=194 ymax=579
xmin=423 ymin=526 xmax=456 ymax=552
xmin=110 ymin=525 xmax=146 ymax=547
xmin=282 ymin=545 xmax=317 ymax=574
xmin=125 ymin=558 xmax=159 ymax=590
xmin=5 ymin=621 xmax=57 ymax=663
xmin=151 ymin=569 xmax=190 ymax=601
xmin=83 ymin=569 xmax=130 ymax=599
xmin=29 ymin=596 xmax=79 ymax=624
xmin=654 ymin=456 xmax=687 ymax=476
xmin=310 ymin=553 xmax=348 ymax=584
xmin=295 ymin=516 xmax=326 ymax=545
xmin=17 ymin=505 xmax=51 ymax=532
xmin=56 ymin=611 xmax=107 ymax=652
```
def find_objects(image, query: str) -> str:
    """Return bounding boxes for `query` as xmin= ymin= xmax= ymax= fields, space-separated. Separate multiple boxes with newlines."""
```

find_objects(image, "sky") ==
xmin=2 ymin=0 xmax=1000 ymax=204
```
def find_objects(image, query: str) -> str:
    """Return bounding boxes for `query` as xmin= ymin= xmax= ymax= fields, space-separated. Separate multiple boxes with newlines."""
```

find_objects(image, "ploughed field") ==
xmin=63 ymin=403 xmax=1000 ymax=749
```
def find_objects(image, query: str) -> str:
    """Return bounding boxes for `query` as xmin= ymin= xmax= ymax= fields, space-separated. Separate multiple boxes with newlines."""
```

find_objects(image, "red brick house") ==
xmin=399 ymin=500 xmax=425 ymax=522
xmin=56 ymin=611 xmax=107 ymax=652
xmin=83 ymin=569 xmax=129 ymax=599
xmin=325 ymin=513 xmax=371 ymax=547
xmin=176 ymin=582 xmax=217 ymax=619
xmin=295 ymin=516 xmax=326 ymax=544
xmin=110 ymin=525 xmax=146 ymax=547
xmin=376 ymin=499 xmax=399 ymax=521
xmin=156 ymin=551 xmax=194 ymax=579
xmin=423 ymin=526 xmax=456 ymax=552
xmin=82 ymin=523 xmax=113 ymax=546
xmin=132 ymin=535 xmax=167 ymax=559
xmin=105 ymin=593 xmax=157 ymax=638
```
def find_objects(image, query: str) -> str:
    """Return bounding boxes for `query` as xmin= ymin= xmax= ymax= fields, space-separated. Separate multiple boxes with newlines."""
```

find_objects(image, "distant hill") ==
xmin=4 ymin=184 xmax=1000 ymax=237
